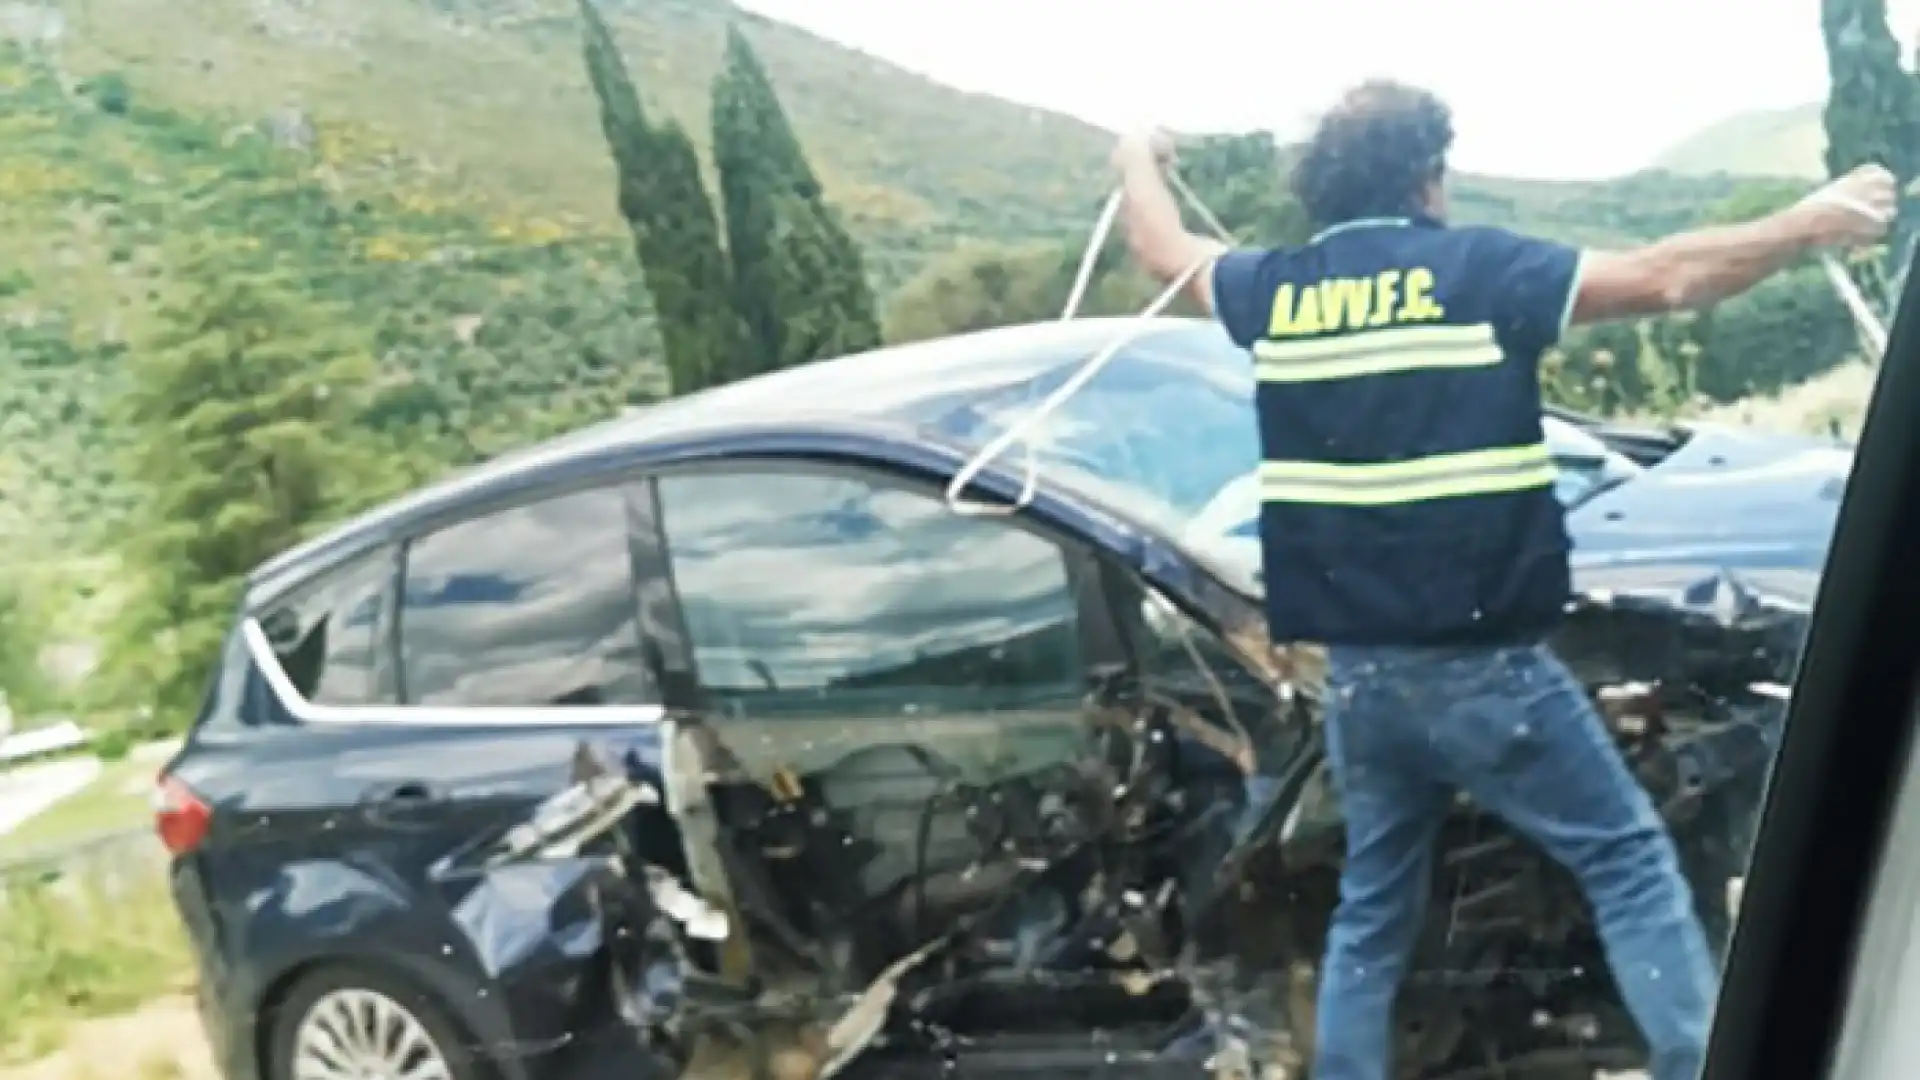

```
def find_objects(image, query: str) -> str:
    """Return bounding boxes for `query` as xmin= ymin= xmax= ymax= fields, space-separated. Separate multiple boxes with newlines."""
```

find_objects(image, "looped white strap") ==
xmin=1059 ymin=191 xmax=1124 ymax=324
xmin=943 ymin=251 xmax=1221 ymax=515
xmin=945 ymin=163 xmax=1237 ymax=516
xmin=1823 ymin=252 xmax=1890 ymax=359
xmin=1803 ymin=185 xmax=1895 ymax=358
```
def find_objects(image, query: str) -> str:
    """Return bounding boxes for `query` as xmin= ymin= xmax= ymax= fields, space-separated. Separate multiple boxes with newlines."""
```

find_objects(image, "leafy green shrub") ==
xmin=0 ymin=854 xmax=188 ymax=1063
xmin=78 ymin=73 xmax=132 ymax=116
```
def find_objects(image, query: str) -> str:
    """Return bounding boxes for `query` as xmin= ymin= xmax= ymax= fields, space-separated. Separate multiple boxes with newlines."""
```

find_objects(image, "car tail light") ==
xmin=154 ymin=773 xmax=211 ymax=856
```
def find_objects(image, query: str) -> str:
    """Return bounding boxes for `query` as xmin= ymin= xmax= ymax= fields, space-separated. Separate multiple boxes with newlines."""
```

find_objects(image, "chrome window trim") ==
xmin=241 ymin=617 xmax=664 ymax=726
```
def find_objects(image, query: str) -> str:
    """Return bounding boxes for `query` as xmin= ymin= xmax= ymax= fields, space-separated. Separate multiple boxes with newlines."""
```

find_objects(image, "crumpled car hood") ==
xmin=1569 ymin=425 xmax=1849 ymax=568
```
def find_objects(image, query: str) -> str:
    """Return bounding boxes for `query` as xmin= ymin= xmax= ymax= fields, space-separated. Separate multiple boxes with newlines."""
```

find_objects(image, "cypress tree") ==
xmin=711 ymin=25 xmax=879 ymax=372
xmin=712 ymin=26 xmax=791 ymax=372
xmin=768 ymin=202 xmax=882 ymax=364
xmin=579 ymin=0 xmax=746 ymax=393
xmin=1820 ymin=0 xmax=1920 ymax=298
xmin=647 ymin=117 xmax=756 ymax=387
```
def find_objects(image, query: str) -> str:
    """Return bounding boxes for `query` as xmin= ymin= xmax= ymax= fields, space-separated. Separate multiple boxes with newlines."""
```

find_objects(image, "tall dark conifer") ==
xmin=579 ymin=0 xmax=746 ymax=392
xmin=1820 ymin=0 xmax=1920 ymax=299
xmin=711 ymin=25 xmax=879 ymax=372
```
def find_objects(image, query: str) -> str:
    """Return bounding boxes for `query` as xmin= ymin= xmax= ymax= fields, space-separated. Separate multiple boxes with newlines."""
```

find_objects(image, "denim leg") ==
xmin=1312 ymin=669 xmax=1449 ymax=1080
xmin=1432 ymin=646 xmax=1719 ymax=1080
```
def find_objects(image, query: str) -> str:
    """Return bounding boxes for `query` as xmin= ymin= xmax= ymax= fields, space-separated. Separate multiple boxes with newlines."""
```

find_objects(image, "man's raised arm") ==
xmin=1111 ymin=129 xmax=1228 ymax=313
xmin=1569 ymin=164 xmax=1897 ymax=325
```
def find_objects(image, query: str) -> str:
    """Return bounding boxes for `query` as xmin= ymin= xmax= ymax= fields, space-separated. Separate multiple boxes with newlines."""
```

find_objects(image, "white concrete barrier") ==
xmin=0 ymin=719 xmax=88 ymax=763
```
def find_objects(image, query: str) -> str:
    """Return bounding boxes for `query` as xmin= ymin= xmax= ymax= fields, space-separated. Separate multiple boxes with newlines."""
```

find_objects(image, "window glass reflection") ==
xmin=257 ymin=548 xmax=392 ymax=706
xmin=655 ymin=469 xmax=1082 ymax=716
xmin=398 ymin=486 xmax=651 ymax=707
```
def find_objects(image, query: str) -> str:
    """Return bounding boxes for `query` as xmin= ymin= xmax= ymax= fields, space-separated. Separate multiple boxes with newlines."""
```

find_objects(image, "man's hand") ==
xmin=1792 ymin=164 xmax=1899 ymax=248
xmin=1112 ymin=127 xmax=1177 ymax=170
xmin=1107 ymin=125 xmax=1223 ymax=309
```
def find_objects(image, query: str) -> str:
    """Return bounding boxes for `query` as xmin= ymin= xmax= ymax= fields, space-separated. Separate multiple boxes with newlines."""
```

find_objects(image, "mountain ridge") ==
xmin=1649 ymin=102 xmax=1827 ymax=179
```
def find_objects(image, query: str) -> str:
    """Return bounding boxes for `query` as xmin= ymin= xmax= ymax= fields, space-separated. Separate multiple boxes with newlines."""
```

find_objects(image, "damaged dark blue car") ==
xmin=156 ymin=318 xmax=1841 ymax=1080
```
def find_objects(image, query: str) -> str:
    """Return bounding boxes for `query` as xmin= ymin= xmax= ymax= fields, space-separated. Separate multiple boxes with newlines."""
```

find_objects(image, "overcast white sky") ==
xmin=737 ymin=0 xmax=1920 ymax=180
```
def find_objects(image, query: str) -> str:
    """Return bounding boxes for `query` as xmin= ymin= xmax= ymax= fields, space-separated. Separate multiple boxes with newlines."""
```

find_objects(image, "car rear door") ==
xmin=168 ymin=477 xmax=675 ymax=1072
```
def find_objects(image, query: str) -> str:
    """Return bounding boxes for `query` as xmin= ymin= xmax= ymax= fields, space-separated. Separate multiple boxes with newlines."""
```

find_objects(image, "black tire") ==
xmin=264 ymin=962 xmax=495 ymax=1080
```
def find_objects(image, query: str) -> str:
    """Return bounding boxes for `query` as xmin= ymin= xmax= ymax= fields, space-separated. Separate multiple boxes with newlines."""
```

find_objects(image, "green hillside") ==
xmin=53 ymin=0 xmax=1116 ymax=289
xmin=0 ymin=0 xmax=1769 ymax=576
xmin=1651 ymin=103 xmax=1828 ymax=179
xmin=51 ymin=0 xmax=1755 ymax=257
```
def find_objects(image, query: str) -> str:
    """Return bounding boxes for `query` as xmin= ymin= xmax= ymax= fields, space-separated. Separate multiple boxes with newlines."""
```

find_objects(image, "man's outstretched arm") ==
xmin=1570 ymin=163 xmax=1897 ymax=325
xmin=1112 ymin=130 xmax=1228 ymax=312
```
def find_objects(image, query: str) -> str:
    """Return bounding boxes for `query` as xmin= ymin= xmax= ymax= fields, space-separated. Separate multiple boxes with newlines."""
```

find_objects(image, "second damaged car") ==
xmin=156 ymin=317 xmax=1832 ymax=1080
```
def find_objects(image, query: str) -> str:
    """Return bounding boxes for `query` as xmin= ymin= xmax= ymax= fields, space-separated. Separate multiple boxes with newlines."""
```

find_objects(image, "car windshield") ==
xmin=926 ymin=322 xmax=1646 ymax=591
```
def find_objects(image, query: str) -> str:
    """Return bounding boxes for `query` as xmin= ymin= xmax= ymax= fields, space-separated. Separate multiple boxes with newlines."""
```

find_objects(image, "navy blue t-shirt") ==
xmin=1205 ymin=217 xmax=1587 ymax=646
xmin=1211 ymin=218 xmax=1583 ymax=362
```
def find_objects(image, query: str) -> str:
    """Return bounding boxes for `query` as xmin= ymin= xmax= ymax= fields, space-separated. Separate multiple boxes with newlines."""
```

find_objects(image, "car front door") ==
xmin=643 ymin=460 xmax=1137 ymax=990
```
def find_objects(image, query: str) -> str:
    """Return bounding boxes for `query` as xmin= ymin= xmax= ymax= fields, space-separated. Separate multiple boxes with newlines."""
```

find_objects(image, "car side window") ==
xmin=653 ymin=468 xmax=1084 ymax=718
xmin=255 ymin=547 xmax=396 ymax=707
xmin=397 ymin=485 xmax=653 ymax=707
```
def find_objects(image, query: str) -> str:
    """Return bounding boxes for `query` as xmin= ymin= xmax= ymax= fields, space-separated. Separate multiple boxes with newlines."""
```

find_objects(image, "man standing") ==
xmin=1110 ymin=80 xmax=1894 ymax=1080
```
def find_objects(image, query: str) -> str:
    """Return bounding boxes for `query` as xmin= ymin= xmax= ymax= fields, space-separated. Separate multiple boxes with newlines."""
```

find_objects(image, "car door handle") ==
xmin=359 ymin=780 xmax=444 ymax=807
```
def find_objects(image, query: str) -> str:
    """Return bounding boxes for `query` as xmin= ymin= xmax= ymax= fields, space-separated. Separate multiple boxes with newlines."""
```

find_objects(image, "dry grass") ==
xmin=0 ymin=997 xmax=214 ymax=1080
xmin=1694 ymin=360 xmax=1881 ymax=439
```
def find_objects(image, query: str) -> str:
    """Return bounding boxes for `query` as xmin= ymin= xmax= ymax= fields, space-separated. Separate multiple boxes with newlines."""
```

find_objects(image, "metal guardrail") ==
xmin=0 ymin=720 xmax=89 ymax=764
xmin=0 ymin=824 xmax=156 ymax=884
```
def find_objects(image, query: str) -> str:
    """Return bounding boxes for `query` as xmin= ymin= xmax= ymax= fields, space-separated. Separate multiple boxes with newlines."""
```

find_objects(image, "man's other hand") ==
xmin=1794 ymin=164 xmax=1899 ymax=248
xmin=1113 ymin=128 xmax=1177 ymax=169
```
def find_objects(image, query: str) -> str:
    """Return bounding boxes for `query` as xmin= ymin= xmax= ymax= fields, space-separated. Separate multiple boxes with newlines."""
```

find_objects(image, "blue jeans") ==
xmin=1312 ymin=643 xmax=1718 ymax=1080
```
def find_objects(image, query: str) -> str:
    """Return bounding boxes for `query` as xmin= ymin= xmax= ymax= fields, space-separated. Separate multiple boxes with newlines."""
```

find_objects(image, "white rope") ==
xmin=1822 ymin=252 xmax=1890 ymax=360
xmin=1803 ymin=187 xmax=1896 ymax=361
xmin=1058 ymin=191 xmax=1123 ymax=324
xmin=944 ymin=167 xmax=1236 ymax=516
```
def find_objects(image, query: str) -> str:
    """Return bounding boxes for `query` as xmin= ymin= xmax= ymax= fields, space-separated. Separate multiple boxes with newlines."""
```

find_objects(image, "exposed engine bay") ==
xmin=451 ymin=565 xmax=1799 ymax=1080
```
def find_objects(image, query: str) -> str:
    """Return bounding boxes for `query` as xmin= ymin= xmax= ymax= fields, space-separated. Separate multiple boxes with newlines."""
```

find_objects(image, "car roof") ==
xmin=249 ymin=316 xmax=1196 ymax=591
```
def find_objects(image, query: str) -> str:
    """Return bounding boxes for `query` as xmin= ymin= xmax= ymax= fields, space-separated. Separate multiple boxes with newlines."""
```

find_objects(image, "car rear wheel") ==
xmin=266 ymin=964 xmax=485 ymax=1080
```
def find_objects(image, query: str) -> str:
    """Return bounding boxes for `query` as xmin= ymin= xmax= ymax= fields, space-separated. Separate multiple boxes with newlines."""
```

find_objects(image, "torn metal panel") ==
xmin=450 ymin=860 xmax=611 ymax=979
xmin=1557 ymin=563 xmax=1816 ymax=693
xmin=443 ymin=551 xmax=1805 ymax=1080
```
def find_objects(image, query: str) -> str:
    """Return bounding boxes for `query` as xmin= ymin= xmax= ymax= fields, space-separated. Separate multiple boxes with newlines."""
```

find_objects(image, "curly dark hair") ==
xmin=1290 ymin=80 xmax=1454 ymax=229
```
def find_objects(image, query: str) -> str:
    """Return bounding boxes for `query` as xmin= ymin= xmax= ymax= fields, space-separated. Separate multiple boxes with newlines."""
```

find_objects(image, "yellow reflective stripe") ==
xmin=1263 ymin=443 xmax=1549 ymax=483
xmin=1259 ymin=443 xmax=1555 ymax=506
xmin=1254 ymin=322 xmax=1503 ymax=383
xmin=1262 ymin=465 xmax=1558 ymax=506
